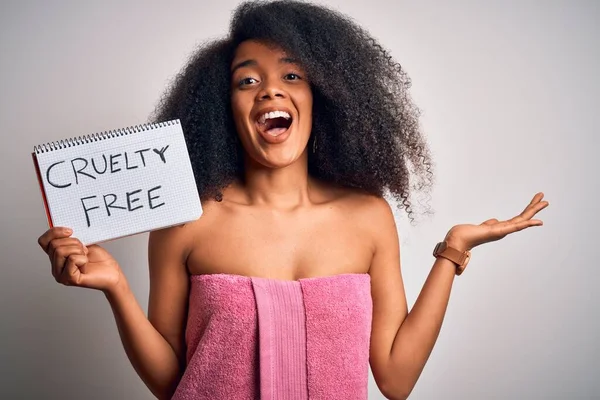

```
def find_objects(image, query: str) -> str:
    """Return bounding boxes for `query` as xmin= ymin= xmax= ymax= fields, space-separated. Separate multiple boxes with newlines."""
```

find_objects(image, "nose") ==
xmin=256 ymin=77 xmax=286 ymax=101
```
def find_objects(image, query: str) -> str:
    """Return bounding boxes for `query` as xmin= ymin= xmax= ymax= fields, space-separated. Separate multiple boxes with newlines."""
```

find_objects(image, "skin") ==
xmin=37 ymin=40 xmax=549 ymax=400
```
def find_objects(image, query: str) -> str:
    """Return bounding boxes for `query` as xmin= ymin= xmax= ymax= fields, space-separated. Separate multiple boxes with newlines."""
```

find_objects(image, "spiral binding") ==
xmin=33 ymin=119 xmax=180 ymax=155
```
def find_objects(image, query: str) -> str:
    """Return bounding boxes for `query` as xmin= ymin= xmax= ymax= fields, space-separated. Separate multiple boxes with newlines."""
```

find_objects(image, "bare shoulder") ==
xmin=354 ymin=193 xmax=396 ymax=235
xmin=314 ymin=181 xmax=397 ymax=253
xmin=147 ymin=196 xmax=224 ymax=265
xmin=323 ymin=183 xmax=394 ymax=226
xmin=148 ymin=220 xmax=195 ymax=263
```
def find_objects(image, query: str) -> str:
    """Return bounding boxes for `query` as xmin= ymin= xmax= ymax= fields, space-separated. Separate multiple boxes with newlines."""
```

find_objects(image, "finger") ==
xmin=530 ymin=192 xmax=544 ymax=204
xmin=515 ymin=193 xmax=544 ymax=217
xmin=511 ymin=219 xmax=543 ymax=232
xmin=38 ymin=227 xmax=73 ymax=253
xmin=518 ymin=200 xmax=549 ymax=221
xmin=514 ymin=197 xmax=549 ymax=223
xmin=52 ymin=245 xmax=87 ymax=280
xmin=48 ymin=239 xmax=87 ymax=267
xmin=46 ymin=238 xmax=86 ymax=261
xmin=59 ymin=254 xmax=88 ymax=286
xmin=495 ymin=219 xmax=543 ymax=236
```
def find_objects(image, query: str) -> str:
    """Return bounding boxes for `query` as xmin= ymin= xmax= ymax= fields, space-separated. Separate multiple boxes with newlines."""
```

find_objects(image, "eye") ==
xmin=284 ymin=73 xmax=302 ymax=81
xmin=238 ymin=77 xmax=258 ymax=87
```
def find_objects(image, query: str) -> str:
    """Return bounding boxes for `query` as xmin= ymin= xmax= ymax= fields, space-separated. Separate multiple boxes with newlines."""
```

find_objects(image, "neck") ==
xmin=242 ymin=151 xmax=312 ymax=209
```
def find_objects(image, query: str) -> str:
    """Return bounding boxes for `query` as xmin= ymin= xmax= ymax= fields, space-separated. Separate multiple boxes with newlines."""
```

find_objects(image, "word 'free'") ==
xmin=81 ymin=185 xmax=165 ymax=227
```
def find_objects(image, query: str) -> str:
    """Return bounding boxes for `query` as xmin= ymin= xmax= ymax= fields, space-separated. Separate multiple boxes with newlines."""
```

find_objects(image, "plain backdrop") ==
xmin=1 ymin=0 xmax=597 ymax=399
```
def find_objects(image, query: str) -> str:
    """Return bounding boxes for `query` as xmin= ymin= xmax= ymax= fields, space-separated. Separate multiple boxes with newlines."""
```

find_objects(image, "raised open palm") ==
xmin=446 ymin=192 xmax=549 ymax=251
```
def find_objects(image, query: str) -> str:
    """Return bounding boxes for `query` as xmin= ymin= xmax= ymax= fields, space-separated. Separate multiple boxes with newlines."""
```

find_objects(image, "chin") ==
xmin=251 ymin=144 xmax=306 ymax=169
xmin=241 ymin=121 xmax=309 ymax=169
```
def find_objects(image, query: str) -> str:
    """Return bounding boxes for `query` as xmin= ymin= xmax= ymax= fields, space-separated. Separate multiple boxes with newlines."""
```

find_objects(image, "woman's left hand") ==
xmin=445 ymin=192 xmax=549 ymax=251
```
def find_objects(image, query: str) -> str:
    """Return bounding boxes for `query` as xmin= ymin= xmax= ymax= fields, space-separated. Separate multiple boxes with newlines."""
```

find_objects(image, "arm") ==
xmin=105 ymin=225 xmax=191 ymax=399
xmin=366 ymin=198 xmax=466 ymax=399
xmin=366 ymin=197 xmax=410 ymax=399
xmin=384 ymin=242 xmax=465 ymax=399
xmin=369 ymin=193 xmax=548 ymax=400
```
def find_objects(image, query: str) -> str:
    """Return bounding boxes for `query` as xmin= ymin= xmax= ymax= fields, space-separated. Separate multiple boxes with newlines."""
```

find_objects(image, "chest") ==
xmin=186 ymin=206 xmax=373 ymax=279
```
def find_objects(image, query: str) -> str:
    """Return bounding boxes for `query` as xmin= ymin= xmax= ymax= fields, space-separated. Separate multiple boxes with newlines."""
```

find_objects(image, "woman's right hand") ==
xmin=37 ymin=227 xmax=123 ymax=293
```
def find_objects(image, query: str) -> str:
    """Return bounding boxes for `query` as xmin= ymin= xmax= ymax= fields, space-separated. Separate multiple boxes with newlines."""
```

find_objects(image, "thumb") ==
xmin=61 ymin=254 xmax=88 ymax=287
xmin=481 ymin=218 xmax=499 ymax=226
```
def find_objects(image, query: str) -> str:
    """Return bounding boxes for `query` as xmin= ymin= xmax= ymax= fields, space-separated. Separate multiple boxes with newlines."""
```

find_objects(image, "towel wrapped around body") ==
xmin=172 ymin=273 xmax=372 ymax=400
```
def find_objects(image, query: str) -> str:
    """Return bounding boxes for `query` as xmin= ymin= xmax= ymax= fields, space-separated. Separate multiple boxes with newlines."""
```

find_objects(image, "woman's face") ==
xmin=230 ymin=40 xmax=313 ymax=169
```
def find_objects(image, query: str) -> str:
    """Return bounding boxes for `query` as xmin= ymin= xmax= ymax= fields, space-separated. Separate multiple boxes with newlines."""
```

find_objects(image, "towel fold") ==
xmin=251 ymin=277 xmax=309 ymax=400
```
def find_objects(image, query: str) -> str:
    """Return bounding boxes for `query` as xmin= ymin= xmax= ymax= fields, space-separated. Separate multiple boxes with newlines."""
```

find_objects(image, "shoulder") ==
xmin=148 ymin=196 xmax=224 ymax=263
xmin=346 ymin=191 xmax=397 ymax=252
xmin=316 ymin=181 xmax=397 ymax=249
xmin=326 ymin=183 xmax=395 ymax=226
xmin=148 ymin=224 xmax=194 ymax=266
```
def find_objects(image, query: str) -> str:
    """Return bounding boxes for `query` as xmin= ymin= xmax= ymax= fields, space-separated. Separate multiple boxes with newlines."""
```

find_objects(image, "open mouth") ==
xmin=256 ymin=110 xmax=293 ymax=137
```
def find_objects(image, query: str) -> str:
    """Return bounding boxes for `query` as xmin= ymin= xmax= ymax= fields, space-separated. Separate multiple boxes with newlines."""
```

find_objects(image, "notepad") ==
xmin=32 ymin=120 xmax=203 ymax=245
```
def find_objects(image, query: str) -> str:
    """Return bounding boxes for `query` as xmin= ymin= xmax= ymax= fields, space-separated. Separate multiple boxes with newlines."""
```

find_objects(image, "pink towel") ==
xmin=251 ymin=277 xmax=308 ymax=399
xmin=171 ymin=273 xmax=372 ymax=400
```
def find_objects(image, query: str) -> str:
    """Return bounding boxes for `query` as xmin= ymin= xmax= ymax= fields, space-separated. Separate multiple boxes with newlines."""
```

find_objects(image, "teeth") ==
xmin=258 ymin=110 xmax=291 ymax=124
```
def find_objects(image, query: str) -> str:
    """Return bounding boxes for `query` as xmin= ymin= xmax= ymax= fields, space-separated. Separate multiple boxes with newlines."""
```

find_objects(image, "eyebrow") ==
xmin=231 ymin=57 xmax=300 ymax=74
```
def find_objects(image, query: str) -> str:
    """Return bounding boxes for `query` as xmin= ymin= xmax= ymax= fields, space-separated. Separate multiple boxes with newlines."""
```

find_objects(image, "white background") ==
xmin=0 ymin=1 xmax=597 ymax=399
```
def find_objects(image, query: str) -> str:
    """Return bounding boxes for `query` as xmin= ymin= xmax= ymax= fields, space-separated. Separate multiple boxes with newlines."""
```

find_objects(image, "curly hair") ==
xmin=151 ymin=0 xmax=434 ymax=223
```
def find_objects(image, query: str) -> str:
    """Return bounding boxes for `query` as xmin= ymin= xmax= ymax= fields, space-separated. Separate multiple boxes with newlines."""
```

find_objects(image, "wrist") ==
xmin=436 ymin=231 xmax=472 ymax=276
xmin=103 ymin=272 xmax=130 ymax=301
xmin=444 ymin=231 xmax=469 ymax=252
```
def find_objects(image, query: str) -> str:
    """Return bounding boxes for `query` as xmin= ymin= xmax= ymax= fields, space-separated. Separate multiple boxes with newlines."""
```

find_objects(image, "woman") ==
xmin=37 ymin=1 xmax=548 ymax=399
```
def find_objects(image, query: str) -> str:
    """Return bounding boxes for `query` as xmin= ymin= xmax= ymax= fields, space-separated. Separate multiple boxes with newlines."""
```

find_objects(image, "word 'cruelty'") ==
xmin=44 ymin=145 xmax=171 ymax=227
